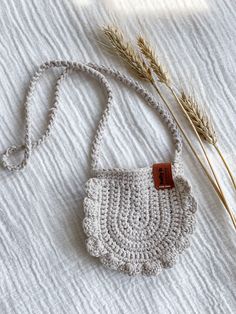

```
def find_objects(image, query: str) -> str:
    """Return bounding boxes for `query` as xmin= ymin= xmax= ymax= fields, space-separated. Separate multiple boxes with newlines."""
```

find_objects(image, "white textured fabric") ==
xmin=0 ymin=0 xmax=235 ymax=313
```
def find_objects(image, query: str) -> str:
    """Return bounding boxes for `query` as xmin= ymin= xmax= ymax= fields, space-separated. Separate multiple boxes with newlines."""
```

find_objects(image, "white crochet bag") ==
xmin=1 ymin=61 xmax=197 ymax=276
xmin=83 ymin=64 xmax=197 ymax=276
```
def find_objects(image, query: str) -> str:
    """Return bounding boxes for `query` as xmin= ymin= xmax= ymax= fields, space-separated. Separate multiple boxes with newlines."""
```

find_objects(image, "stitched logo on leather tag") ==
xmin=152 ymin=163 xmax=175 ymax=190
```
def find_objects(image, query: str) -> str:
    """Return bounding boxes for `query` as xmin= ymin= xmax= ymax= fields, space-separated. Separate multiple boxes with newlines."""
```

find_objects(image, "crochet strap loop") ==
xmin=1 ymin=61 xmax=182 ymax=172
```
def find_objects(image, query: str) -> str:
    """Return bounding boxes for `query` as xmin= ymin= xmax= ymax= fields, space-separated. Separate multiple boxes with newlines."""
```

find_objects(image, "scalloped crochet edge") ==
xmin=83 ymin=176 xmax=197 ymax=276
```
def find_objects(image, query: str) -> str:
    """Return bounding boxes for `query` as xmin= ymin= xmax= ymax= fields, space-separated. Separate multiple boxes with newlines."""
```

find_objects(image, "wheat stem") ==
xmin=213 ymin=144 xmax=236 ymax=190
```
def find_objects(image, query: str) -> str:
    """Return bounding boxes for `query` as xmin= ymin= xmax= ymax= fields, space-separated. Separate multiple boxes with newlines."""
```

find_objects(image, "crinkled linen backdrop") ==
xmin=0 ymin=0 xmax=235 ymax=313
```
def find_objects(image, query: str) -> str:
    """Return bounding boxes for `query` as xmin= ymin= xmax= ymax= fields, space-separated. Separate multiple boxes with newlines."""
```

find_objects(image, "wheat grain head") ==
xmin=137 ymin=36 xmax=169 ymax=84
xmin=103 ymin=26 xmax=153 ymax=82
xmin=179 ymin=91 xmax=217 ymax=145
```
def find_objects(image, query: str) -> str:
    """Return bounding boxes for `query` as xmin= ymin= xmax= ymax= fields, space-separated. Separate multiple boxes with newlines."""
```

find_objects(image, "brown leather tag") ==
xmin=152 ymin=163 xmax=175 ymax=190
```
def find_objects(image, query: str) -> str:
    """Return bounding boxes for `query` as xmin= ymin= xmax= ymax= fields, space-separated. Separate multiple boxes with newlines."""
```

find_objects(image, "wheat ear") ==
xmin=137 ymin=36 xmax=169 ymax=84
xmin=103 ymin=26 xmax=153 ymax=83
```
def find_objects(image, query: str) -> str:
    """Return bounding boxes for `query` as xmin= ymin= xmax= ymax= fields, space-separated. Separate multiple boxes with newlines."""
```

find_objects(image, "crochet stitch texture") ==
xmin=83 ymin=170 xmax=197 ymax=276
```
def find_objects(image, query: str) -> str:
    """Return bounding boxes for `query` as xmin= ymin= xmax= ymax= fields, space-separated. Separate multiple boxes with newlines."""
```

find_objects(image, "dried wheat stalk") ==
xmin=101 ymin=25 xmax=236 ymax=228
xmin=137 ymin=35 xmax=236 ymax=193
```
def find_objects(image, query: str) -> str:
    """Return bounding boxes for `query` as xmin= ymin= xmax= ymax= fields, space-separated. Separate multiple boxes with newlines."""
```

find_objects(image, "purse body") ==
xmin=83 ymin=64 xmax=197 ymax=276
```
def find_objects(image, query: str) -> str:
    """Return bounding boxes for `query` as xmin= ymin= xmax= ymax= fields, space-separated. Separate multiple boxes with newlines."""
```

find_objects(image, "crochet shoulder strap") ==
xmin=0 ymin=61 xmax=182 ymax=173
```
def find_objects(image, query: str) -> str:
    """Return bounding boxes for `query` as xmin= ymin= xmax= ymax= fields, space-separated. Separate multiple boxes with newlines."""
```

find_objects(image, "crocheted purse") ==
xmin=84 ymin=64 xmax=197 ymax=276
xmin=1 ymin=61 xmax=197 ymax=276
